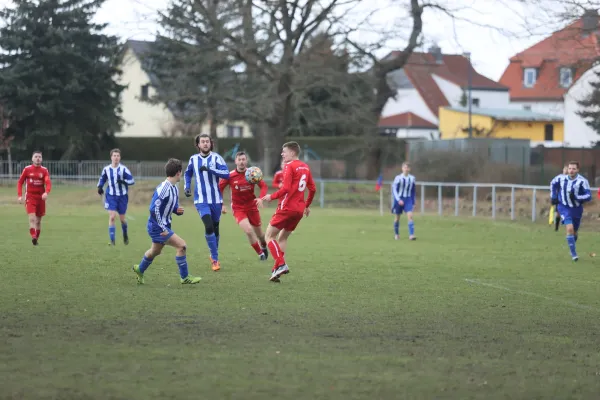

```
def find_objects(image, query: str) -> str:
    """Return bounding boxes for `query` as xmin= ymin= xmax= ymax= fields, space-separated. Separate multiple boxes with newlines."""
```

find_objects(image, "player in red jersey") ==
xmin=220 ymin=152 xmax=270 ymax=260
xmin=272 ymin=160 xmax=284 ymax=189
xmin=256 ymin=141 xmax=316 ymax=282
xmin=17 ymin=151 xmax=52 ymax=245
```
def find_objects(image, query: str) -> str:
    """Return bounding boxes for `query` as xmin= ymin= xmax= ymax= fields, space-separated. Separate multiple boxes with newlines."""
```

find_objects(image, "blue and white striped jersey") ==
xmin=98 ymin=164 xmax=135 ymax=196
xmin=184 ymin=152 xmax=230 ymax=204
xmin=550 ymin=173 xmax=592 ymax=209
xmin=148 ymin=180 xmax=180 ymax=231
xmin=392 ymin=173 xmax=416 ymax=202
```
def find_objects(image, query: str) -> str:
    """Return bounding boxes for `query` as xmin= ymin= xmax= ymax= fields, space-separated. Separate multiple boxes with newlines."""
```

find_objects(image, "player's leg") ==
xmin=406 ymin=212 xmax=415 ymax=240
xmin=238 ymin=216 xmax=264 ymax=257
xmin=392 ymin=202 xmax=402 ymax=240
xmin=33 ymin=199 xmax=45 ymax=242
xmin=27 ymin=213 xmax=37 ymax=244
xmin=133 ymin=242 xmax=164 ymax=284
xmin=562 ymin=213 xmax=578 ymax=261
xmin=166 ymin=233 xmax=201 ymax=284
xmin=277 ymin=229 xmax=293 ymax=253
xmin=195 ymin=204 xmax=220 ymax=270
xmin=118 ymin=195 xmax=129 ymax=245
xmin=247 ymin=209 xmax=268 ymax=259
xmin=265 ymin=222 xmax=287 ymax=281
xmin=573 ymin=217 xmax=582 ymax=243
xmin=211 ymin=204 xmax=222 ymax=250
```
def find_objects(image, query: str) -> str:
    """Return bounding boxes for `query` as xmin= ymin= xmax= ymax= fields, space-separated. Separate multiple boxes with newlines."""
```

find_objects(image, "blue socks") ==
xmin=206 ymin=233 xmax=218 ymax=261
xmin=109 ymin=226 xmax=116 ymax=243
xmin=566 ymin=235 xmax=577 ymax=258
xmin=393 ymin=221 xmax=399 ymax=235
xmin=408 ymin=221 xmax=415 ymax=236
xmin=139 ymin=256 xmax=153 ymax=273
xmin=176 ymin=255 xmax=188 ymax=279
xmin=121 ymin=222 xmax=128 ymax=236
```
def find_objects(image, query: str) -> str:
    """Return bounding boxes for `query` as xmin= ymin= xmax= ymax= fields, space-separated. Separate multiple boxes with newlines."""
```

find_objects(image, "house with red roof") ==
xmin=499 ymin=10 xmax=600 ymax=147
xmin=379 ymin=45 xmax=510 ymax=139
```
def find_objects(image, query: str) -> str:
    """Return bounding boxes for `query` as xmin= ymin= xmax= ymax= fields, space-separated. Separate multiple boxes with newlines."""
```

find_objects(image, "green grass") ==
xmin=2 ymin=185 xmax=600 ymax=399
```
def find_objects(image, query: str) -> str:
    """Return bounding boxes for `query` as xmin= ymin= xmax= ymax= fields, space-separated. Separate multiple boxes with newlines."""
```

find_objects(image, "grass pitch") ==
xmin=1 ymin=184 xmax=600 ymax=399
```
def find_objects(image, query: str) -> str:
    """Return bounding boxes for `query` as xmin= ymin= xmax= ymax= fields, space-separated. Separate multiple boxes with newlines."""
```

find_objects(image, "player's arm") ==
xmin=151 ymin=191 xmax=170 ymax=231
xmin=410 ymin=179 xmax=416 ymax=203
xmin=121 ymin=167 xmax=135 ymax=186
xmin=209 ymin=155 xmax=230 ymax=179
xmin=258 ymin=179 xmax=268 ymax=198
xmin=184 ymin=157 xmax=194 ymax=191
xmin=392 ymin=176 xmax=401 ymax=203
xmin=270 ymin=166 xmax=292 ymax=200
xmin=575 ymin=180 xmax=592 ymax=203
xmin=550 ymin=175 xmax=560 ymax=204
xmin=43 ymin=169 xmax=52 ymax=195
xmin=17 ymin=167 xmax=27 ymax=197
xmin=218 ymin=177 xmax=229 ymax=193
xmin=272 ymin=172 xmax=281 ymax=189
xmin=305 ymin=172 xmax=317 ymax=208
xmin=97 ymin=168 xmax=107 ymax=195
xmin=172 ymin=196 xmax=184 ymax=216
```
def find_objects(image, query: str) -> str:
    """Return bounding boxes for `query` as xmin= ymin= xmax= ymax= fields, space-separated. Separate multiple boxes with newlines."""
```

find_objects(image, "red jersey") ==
xmin=219 ymin=169 xmax=268 ymax=211
xmin=272 ymin=170 xmax=284 ymax=189
xmin=17 ymin=165 xmax=52 ymax=197
xmin=271 ymin=160 xmax=316 ymax=213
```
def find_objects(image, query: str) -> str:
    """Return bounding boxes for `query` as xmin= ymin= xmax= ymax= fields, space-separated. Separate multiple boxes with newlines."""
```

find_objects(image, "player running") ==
xmin=184 ymin=134 xmax=230 ymax=271
xmin=97 ymin=149 xmax=135 ymax=245
xmin=257 ymin=141 xmax=316 ymax=282
xmin=132 ymin=158 xmax=201 ymax=285
xmin=272 ymin=160 xmax=284 ymax=189
xmin=220 ymin=152 xmax=269 ymax=260
xmin=550 ymin=161 xmax=592 ymax=261
xmin=17 ymin=151 xmax=52 ymax=245
xmin=391 ymin=162 xmax=416 ymax=240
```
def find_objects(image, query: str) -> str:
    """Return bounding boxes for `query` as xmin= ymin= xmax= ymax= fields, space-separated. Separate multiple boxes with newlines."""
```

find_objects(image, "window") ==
xmin=544 ymin=124 xmax=554 ymax=141
xmin=523 ymin=68 xmax=537 ymax=88
xmin=226 ymin=125 xmax=243 ymax=138
xmin=140 ymin=84 xmax=149 ymax=100
xmin=559 ymin=67 xmax=573 ymax=87
xmin=471 ymin=98 xmax=480 ymax=107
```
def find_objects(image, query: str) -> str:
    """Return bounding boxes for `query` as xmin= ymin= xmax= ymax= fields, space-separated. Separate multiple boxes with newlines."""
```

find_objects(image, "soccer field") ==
xmin=2 ymin=185 xmax=600 ymax=399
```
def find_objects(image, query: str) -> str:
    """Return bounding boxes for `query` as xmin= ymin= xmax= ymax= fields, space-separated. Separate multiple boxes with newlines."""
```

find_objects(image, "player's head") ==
xmin=195 ymin=134 xmax=212 ymax=155
xmin=32 ymin=151 xmax=42 ymax=166
xmin=281 ymin=141 xmax=300 ymax=162
xmin=567 ymin=161 xmax=579 ymax=178
xmin=165 ymin=158 xmax=183 ymax=182
xmin=110 ymin=148 xmax=121 ymax=165
xmin=402 ymin=161 xmax=411 ymax=175
xmin=235 ymin=151 xmax=248 ymax=171
xmin=563 ymin=165 xmax=568 ymax=175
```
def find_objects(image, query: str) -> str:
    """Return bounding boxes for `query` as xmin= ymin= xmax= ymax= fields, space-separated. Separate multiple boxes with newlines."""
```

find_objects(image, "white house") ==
xmin=117 ymin=40 xmax=251 ymax=138
xmin=499 ymin=10 xmax=600 ymax=147
xmin=379 ymin=46 xmax=510 ymax=139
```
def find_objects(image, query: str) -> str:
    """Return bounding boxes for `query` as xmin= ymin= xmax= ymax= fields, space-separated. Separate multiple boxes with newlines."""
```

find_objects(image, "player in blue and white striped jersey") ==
xmin=391 ymin=162 xmax=417 ymax=240
xmin=184 ymin=133 xmax=230 ymax=271
xmin=550 ymin=161 xmax=592 ymax=261
xmin=97 ymin=149 xmax=135 ymax=245
xmin=132 ymin=158 xmax=201 ymax=285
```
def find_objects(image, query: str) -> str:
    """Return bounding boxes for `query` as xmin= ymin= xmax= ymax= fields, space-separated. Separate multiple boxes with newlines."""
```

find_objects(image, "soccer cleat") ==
xmin=573 ymin=256 xmax=579 ymax=262
xmin=394 ymin=235 xmax=399 ymax=240
xmin=123 ymin=234 xmax=129 ymax=245
xmin=409 ymin=235 xmax=416 ymax=241
xmin=259 ymin=252 xmax=268 ymax=261
xmin=32 ymin=238 xmax=38 ymax=246
xmin=181 ymin=275 xmax=202 ymax=284
xmin=262 ymin=246 xmax=269 ymax=259
xmin=211 ymin=260 xmax=221 ymax=271
xmin=109 ymin=240 xmax=115 ymax=246
xmin=270 ymin=264 xmax=289 ymax=282
xmin=132 ymin=265 xmax=144 ymax=285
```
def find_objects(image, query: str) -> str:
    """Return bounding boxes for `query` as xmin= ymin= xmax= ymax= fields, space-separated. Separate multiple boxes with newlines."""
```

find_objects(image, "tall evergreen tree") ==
xmin=577 ymin=69 xmax=600 ymax=140
xmin=0 ymin=0 xmax=125 ymax=159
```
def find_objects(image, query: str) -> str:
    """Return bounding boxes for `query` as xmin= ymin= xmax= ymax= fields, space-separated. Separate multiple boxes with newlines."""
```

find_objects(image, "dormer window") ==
xmin=524 ymin=68 xmax=537 ymax=88
xmin=559 ymin=67 xmax=573 ymax=88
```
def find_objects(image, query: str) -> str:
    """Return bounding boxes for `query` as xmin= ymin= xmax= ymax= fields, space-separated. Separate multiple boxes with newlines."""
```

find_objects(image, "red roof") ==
xmin=385 ymin=51 xmax=507 ymax=118
xmin=379 ymin=112 xmax=437 ymax=129
xmin=499 ymin=16 xmax=600 ymax=101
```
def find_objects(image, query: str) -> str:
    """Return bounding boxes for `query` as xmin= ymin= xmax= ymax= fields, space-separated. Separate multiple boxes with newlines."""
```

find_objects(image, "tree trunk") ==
xmin=7 ymin=145 xmax=12 ymax=179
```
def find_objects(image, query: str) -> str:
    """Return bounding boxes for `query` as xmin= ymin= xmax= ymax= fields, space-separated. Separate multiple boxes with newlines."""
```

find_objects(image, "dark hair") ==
xmin=195 ymin=133 xmax=211 ymax=147
xmin=402 ymin=161 xmax=411 ymax=167
xmin=568 ymin=161 xmax=580 ymax=169
xmin=235 ymin=151 xmax=247 ymax=158
xmin=283 ymin=141 xmax=301 ymax=156
xmin=165 ymin=158 xmax=183 ymax=177
xmin=32 ymin=150 xmax=42 ymax=156
xmin=110 ymin=148 xmax=121 ymax=156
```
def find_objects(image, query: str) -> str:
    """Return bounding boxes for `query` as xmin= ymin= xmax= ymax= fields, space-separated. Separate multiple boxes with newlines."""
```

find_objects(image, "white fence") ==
xmin=0 ymin=160 xmax=583 ymax=222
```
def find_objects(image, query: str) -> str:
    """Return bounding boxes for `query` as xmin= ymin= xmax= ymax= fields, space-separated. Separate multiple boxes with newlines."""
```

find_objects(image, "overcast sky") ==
xmin=0 ymin=0 xmax=588 ymax=81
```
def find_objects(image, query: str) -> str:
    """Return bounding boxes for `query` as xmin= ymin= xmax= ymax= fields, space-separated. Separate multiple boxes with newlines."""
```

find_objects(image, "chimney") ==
xmin=582 ymin=9 xmax=598 ymax=36
xmin=428 ymin=44 xmax=443 ymax=64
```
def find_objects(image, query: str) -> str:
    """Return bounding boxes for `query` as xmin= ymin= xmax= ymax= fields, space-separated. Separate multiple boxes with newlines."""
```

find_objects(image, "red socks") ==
xmin=29 ymin=228 xmax=35 ymax=239
xmin=251 ymin=242 xmax=262 ymax=255
xmin=267 ymin=240 xmax=286 ymax=267
xmin=36 ymin=229 xmax=40 ymax=239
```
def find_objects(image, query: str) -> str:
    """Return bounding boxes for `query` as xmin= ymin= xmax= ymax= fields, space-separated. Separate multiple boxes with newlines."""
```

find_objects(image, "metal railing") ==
xmin=0 ymin=160 xmax=588 ymax=223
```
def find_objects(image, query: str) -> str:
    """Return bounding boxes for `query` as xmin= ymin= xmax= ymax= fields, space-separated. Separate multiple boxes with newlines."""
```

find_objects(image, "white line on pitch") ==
xmin=464 ymin=279 xmax=596 ymax=311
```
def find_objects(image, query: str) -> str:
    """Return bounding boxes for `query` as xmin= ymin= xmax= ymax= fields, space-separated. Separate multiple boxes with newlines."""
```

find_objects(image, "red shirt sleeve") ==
xmin=258 ymin=179 xmax=268 ymax=198
xmin=219 ymin=177 xmax=229 ymax=193
xmin=17 ymin=166 xmax=28 ymax=197
xmin=272 ymin=171 xmax=282 ymax=188
xmin=44 ymin=168 xmax=52 ymax=194
xmin=271 ymin=165 xmax=292 ymax=200
xmin=305 ymin=171 xmax=317 ymax=208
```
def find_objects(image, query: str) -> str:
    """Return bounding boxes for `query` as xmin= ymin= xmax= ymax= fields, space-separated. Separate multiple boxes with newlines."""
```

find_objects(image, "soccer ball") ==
xmin=245 ymin=166 xmax=263 ymax=184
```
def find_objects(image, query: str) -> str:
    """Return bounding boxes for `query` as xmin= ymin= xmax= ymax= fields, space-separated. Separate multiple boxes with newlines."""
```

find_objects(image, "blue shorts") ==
xmin=147 ymin=221 xmax=174 ymax=244
xmin=195 ymin=203 xmax=222 ymax=223
xmin=105 ymin=194 xmax=128 ymax=215
xmin=392 ymin=198 xmax=414 ymax=215
xmin=557 ymin=204 xmax=582 ymax=231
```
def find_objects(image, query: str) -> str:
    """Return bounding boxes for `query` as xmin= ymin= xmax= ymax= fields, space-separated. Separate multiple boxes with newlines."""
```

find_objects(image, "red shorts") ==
xmin=25 ymin=195 xmax=45 ymax=217
xmin=233 ymin=208 xmax=262 ymax=226
xmin=269 ymin=210 xmax=304 ymax=232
